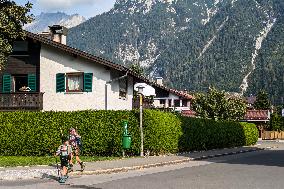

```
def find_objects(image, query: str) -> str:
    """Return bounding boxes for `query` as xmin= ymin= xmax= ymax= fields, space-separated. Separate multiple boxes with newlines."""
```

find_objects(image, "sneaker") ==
xmin=80 ymin=162 xmax=85 ymax=171
xmin=59 ymin=177 xmax=65 ymax=183
xmin=68 ymin=164 xmax=73 ymax=172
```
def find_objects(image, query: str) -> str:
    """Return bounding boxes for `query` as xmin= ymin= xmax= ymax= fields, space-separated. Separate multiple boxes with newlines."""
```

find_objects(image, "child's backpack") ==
xmin=76 ymin=136 xmax=83 ymax=152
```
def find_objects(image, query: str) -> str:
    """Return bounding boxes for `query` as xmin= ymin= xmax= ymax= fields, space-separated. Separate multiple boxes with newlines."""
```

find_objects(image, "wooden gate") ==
xmin=262 ymin=131 xmax=284 ymax=140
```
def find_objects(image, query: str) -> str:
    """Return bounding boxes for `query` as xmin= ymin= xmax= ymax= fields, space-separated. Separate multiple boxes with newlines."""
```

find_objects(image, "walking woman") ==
xmin=69 ymin=128 xmax=85 ymax=171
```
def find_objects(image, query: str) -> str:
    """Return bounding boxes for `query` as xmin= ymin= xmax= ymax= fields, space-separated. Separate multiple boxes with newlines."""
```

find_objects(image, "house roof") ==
xmin=25 ymin=31 xmax=193 ymax=100
xmin=243 ymin=110 xmax=270 ymax=121
xmin=181 ymin=110 xmax=196 ymax=117
xmin=246 ymin=96 xmax=257 ymax=105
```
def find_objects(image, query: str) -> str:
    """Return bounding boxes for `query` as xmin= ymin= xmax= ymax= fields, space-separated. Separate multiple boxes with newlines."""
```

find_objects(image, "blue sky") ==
xmin=15 ymin=0 xmax=116 ymax=18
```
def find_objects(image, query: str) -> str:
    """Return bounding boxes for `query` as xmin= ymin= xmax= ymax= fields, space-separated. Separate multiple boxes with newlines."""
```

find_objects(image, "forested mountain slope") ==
xmin=68 ymin=0 xmax=284 ymax=104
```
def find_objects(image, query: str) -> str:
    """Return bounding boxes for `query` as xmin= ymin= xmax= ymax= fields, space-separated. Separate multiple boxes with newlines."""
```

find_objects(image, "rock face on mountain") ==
xmin=24 ymin=12 xmax=85 ymax=33
xmin=68 ymin=0 xmax=284 ymax=104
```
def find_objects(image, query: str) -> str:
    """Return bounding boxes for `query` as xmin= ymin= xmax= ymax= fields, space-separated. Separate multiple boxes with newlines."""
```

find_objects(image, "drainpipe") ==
xmin=105 ymin=72 xmax=128 ymax=110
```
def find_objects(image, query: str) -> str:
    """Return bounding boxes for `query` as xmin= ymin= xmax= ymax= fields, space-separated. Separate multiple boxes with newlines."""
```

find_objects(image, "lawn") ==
xmin=0 ymin=156 xmax=121 ymax=167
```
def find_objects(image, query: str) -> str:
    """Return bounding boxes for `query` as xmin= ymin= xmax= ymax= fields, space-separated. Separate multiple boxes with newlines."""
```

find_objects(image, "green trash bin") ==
xmin=122 ymin=134 xmax=131 ymax=149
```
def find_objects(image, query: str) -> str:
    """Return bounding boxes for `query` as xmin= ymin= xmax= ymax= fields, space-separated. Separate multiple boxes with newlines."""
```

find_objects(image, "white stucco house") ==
xmin=0 ymin=25 xmax=193 ymax=112
xmin=0 ymin=26 xmax=137 ymax=111
xmin=134 ymin=79 xmax=193 ymax=112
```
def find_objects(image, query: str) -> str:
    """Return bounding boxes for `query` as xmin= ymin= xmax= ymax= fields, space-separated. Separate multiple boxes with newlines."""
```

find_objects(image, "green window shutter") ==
xmin=2 ymin=74 xmax=11 ymax=93
xmin=56 ymin=73 xmax=65 ymax=93
xmin=84 ymin=73 xmax=93 ymax=92
xmin=28 ymin=74 xmax=36 ymax=92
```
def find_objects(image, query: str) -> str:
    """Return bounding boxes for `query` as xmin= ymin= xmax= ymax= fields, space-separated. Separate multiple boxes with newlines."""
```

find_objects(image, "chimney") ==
xmin=156 ymin=77 xmax=163 ymax=86
xmin=48 ymin=25 xmax=68 ymax=45
xmin=38 ymin=31 xmax=51 ymax=39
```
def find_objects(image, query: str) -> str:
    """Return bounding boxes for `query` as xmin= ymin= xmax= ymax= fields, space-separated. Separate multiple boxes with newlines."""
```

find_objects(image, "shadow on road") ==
xmin=199 ymin=148 xmax=284 ymax=168
xmin=69 ymin=185 xmax=102 ymax=189
xmin=41 ymin=173 xmax=58 ymax=181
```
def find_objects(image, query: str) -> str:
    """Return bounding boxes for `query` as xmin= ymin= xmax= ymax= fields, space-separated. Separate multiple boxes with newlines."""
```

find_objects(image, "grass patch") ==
xmin=0 ymin=156 xmax=122 ymax=167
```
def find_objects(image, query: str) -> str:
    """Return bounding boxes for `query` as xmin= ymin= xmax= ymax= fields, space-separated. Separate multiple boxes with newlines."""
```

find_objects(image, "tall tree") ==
xmin=254 ymin=90 xmax=271 ymax=110
xmin=129 ymin=63 xmax=145 ymax=76
xmin=192 ymin=87 xmax=247 ymax=121
xmin=0 ymin=0 xmax=33 ymax=68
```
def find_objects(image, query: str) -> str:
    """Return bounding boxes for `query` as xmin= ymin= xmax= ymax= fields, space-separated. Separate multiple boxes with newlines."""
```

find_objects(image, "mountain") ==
xmin=24 ymin=12 xmax=86 ymax=33
xmin=67 ymin=0 xmax=284 ymax=105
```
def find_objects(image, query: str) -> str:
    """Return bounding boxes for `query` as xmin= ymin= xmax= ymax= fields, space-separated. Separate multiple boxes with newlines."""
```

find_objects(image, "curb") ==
xmin=70 ymin=148 xmax=264 ymax=176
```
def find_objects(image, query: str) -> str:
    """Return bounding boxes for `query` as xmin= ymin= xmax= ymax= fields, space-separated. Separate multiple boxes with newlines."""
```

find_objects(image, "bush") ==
xmin=239 ymin=122 xmax=258 ymax=145
xmin=269 ymin=113 xmax=284 ymax=131
xmin=143 ymin=110 xmax=182 ymax=155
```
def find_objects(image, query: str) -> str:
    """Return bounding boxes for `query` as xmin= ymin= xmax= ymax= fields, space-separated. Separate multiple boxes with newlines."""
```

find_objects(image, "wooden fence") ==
xmin=262 ymin=131 xmax=284 ymax=140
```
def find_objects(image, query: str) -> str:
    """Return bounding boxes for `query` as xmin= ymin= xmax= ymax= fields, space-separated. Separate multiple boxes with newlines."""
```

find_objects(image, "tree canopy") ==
xmin=254 ymin=90 xmax=271 ymax=110
xmin=129 ymin=63 xmax=145 ymax=76
xmin=0 ymin=0 xmax=32 ymax=67
xmin=192 ymin=87 xmax=247 ymax=121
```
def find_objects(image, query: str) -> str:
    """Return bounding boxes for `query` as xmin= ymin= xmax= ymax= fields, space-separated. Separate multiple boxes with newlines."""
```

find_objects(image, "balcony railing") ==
xmin=0 ymin=92 xmax=43 ymax=111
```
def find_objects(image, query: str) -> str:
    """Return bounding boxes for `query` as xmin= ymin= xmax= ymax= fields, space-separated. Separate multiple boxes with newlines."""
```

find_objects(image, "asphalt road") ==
xmin=2 ymin=141 xmax=284 ymax=189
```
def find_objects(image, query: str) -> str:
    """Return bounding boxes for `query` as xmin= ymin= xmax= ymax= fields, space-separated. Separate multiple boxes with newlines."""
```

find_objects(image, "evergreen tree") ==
xmin=129 ymin=63 xmax=145 ymax=76
xmin=269 ymin=113 xmax=283 ymax=131
xmin=0 ymin=0 xmax=33 ymax=67
xmin=254 ymin=90 xmax=272 ymax=110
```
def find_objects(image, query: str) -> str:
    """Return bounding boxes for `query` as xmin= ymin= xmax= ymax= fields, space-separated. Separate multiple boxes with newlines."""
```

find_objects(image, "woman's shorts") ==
xmin=60 ymin=156 xmax=69 ymax=167
xmin=72 ymin=146 xmax=80 ymax=156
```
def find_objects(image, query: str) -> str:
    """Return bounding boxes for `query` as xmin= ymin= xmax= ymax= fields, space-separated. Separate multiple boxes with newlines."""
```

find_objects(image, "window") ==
xmin=160 ymin=99 xmax=165 ymax=105
xmin=119 ymin=77 xmax=127 ymax=99
xmin=56 ymin=72 xmax=93 ymax=93
xmin=13 ymin=41 xmax=28 ymax=52
xmin=182 ymin=100 xmax=188 ymax=107
xmin=66 ymin=73 xmax=83 ymax=92
xmin=2 ymin=74 xmax=36 ymax=93
xmin=168 ymin=99 xmax=172 ymax=107
xmin=174 ymin=99 xmax=180 ymax=107
xmin=13 ymin=75 xmax=28 ymax=92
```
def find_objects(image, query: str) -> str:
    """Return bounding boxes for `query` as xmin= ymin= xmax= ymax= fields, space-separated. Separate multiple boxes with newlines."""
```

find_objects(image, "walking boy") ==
xmin=69 ymin=128 xmax=85 ymax=171
xmin=55 ymin=136 xmax=72 ymax=183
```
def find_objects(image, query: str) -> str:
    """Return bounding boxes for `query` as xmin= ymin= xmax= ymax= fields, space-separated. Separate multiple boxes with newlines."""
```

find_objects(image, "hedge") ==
xmin=0 ymin=110 xmax=258 ymax=156
xmin=0 ymin=111 xmax=140 ymax=156
xmin=143 ymin=110 xmax=182 ymax=155
xmin=179 ymin=117 xmax=258 ymax=151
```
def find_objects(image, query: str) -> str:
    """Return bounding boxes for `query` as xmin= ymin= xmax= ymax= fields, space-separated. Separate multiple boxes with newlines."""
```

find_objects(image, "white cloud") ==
xmin=37 ymin=0 xmax=95 ymax=10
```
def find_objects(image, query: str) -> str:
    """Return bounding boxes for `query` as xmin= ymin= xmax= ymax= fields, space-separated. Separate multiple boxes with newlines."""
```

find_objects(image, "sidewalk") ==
xmin=0 ymin=146 xmax=263 ymax=181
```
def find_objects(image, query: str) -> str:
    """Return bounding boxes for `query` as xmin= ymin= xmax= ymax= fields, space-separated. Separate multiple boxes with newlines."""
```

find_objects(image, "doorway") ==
xmin=13 ymin=75 xmax=28 ymax=92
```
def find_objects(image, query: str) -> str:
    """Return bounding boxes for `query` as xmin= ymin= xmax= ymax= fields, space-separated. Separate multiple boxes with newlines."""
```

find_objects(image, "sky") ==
xmin=15 ymin=0 xmax=116 ymax=18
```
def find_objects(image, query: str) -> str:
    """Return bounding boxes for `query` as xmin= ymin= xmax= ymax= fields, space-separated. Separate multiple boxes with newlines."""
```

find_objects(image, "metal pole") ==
xmin=139 ymin=93 xmax=144 ymax=156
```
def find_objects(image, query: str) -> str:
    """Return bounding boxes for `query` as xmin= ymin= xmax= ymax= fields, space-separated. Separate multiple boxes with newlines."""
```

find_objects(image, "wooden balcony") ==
xmin=0 ymin=92 xmax=43 ymax=111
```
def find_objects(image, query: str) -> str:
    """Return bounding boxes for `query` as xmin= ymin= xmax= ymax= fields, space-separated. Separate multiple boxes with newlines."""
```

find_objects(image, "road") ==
xmin=1 ymin=141 xmax=284 ymax=189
